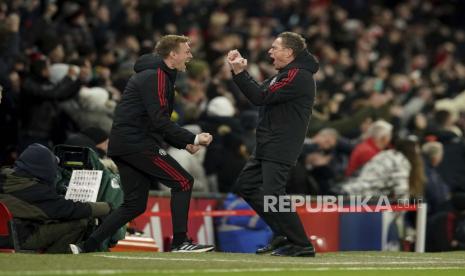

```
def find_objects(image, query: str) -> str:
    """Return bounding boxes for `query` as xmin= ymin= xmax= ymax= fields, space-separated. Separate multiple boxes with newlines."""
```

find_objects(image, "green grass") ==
xmin=0 ymin=251 xmax=465 ymax=275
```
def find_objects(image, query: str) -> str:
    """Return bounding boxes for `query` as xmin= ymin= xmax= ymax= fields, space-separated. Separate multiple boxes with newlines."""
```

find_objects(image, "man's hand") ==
xmin=227 ymin=50 xmax=242 ymax=61
xmin=227 ymin=50 xmax=248 ymax=75
xmin=197 ymin=133 xmax=213 ymax=146
xmin=186 ymin=144 xmax=201 ymax=155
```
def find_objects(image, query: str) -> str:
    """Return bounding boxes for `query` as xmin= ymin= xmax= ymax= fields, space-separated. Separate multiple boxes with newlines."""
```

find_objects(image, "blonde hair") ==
xmin=154 ymin=35 xmax=190 ymax=58
xmin=396 ymin=139 xmax=425 ymax=198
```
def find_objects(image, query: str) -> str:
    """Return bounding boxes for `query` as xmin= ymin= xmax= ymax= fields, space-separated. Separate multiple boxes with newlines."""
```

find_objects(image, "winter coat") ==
xmin=232 ymin=50 xmax=319 ymax=165
xmin=108 ymin=54 xmax=195 ymax=156
xmin=341 ymin=149 xmax=411 ymax=199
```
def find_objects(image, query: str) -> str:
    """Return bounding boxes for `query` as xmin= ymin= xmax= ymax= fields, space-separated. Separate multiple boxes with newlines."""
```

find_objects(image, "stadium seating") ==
xmin=0 ymin=202 xmax=20 ymax=253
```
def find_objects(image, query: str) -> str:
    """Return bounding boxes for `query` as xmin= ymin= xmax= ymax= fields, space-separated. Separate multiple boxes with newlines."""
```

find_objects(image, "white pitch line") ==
xmin=98 ymin=254 xmax=465 ymax=266
xmin=336 ymin=253 xmax=461 ymax=261
xmin=2 ymin=266 xmax=465 ymax=275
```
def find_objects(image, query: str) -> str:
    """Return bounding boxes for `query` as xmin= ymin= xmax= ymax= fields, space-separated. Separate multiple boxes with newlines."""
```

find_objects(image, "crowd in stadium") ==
xmin=1 ymin=0 xmax=465 ymax=242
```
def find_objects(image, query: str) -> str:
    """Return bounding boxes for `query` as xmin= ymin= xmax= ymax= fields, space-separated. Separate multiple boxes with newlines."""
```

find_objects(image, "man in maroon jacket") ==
xmin=71 ymin=35 xmax=214 ymax=254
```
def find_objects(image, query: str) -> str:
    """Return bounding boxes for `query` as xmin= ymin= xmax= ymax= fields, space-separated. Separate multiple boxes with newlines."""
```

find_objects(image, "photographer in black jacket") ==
xmin=0 ymin=143 xmax=110 ymax=253
xmin=227 ymin=32 xmax=319 ymax=257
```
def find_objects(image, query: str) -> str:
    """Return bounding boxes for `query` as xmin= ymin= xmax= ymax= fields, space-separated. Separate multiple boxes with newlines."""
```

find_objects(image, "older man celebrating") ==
xmin=227 ymin=32 xmax=319 ymax=257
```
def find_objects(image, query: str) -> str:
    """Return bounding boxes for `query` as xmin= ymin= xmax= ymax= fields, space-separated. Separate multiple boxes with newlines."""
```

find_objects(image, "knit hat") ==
xmin=50 ymin=63 xmax=80 ymax=84
xmin=14 ymin=143 xmax=58 ymax=186
xmin=78 ymin=87 xmax=110 ymax=110
xmin=207 ymin=96 xmax=235 ymax=117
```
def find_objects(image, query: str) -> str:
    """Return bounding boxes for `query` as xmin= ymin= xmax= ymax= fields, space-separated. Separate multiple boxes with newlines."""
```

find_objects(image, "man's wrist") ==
xmin=194 ymin=135 xmax=199 ymax=145
xmin=232 ymin=68 xmax=245 ymax=75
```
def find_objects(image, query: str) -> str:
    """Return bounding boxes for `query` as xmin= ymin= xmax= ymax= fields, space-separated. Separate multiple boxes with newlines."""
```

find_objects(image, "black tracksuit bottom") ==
xmin=84 ymin=148 xmax=193 ymax=251
xmin=234 ymin=157 xmax=311 ymax=247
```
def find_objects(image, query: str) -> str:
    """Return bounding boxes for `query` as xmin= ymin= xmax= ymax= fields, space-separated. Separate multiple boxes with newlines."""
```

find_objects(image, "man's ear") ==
xmin=169 ymin=50 xmax=176 ymax=59
xmin=286 ymin=48 xmax=294 ymax=59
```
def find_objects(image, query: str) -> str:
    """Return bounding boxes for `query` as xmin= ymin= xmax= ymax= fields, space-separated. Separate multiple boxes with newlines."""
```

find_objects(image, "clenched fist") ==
xmin=226 ymin=49 xmax=248 ymax=75
xmin=197 ymin=133 xmax=213 ymax=146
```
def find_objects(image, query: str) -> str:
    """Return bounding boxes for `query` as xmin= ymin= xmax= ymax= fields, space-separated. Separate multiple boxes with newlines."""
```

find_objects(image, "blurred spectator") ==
xmin=64 ymin=86 xmax=116 ymax=133
xmin=310 ymin=128 xmax=340 ymax=151
xmin=345 ymin=120 xmax=393 ymax=176
xmin=427 ymin=110 xmax=465 ymax=193
xmin=18 ymin=55 xmax=83 ymax=151
xmin=422 ymin=141 xmax=452 ymax=216
xmin=65 ymin=126 xmax=109 ymax=158
xmin=201 ymin=96 xmax=243 ymax=190
xmin=287 ymin=128 xmax=342 ymax=195
xmin=217 ymin=133 xmax=248 ymax=193
xmin=0 ymin=81 xmax=19 ymax=165
xmin=239 ymin=110 xmax=258 ymax=155
xmin=338 ymin=138 xmax=425 ymax=200
xmin=64 ymin=126 xmax=118 ymax=173
xmin=58 ymin=2 xmax=94 ymax=54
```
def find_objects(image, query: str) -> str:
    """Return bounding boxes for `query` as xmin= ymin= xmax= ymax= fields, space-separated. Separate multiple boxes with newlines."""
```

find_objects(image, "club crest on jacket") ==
xmin=158 ymin=149 xmax=167 ymax=156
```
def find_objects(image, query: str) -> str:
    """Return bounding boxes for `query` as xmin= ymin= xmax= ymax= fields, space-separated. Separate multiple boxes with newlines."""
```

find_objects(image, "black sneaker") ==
xmin=256 ymin=236 xmax=289 ymax=255
xmin=171 ymin=239 xmax=215 ymax=253
xmin=271 ymin=243 xmax=316 ymax=257
xmin=69 ymin=243 xmax=85 ymax=254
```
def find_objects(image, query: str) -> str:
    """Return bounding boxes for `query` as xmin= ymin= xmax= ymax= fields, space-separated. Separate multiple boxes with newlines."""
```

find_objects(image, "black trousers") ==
xmin=234 ymin=157 xmax=310 ymax=247
xmin=86 ymin=148 xmax=193 ymax=250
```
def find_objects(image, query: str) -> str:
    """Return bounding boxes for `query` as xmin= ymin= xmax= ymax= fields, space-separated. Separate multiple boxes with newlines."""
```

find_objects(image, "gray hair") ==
xmin=422 ymin=141 xmax=443 ymax=158
xmin=278 ymin=32 xmax=307 ymax=57
xmin=318 ymin=128 xmax=339 ymax=139
xmin=367 ymin=120 xmax=393 ymax=139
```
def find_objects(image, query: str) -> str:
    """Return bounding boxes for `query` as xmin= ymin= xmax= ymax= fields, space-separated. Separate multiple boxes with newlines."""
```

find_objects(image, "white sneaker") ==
xmin=69 ymin=243 xmax=84 ymax=254
xmin=171 ymin=239 xmax=215 ymax=253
